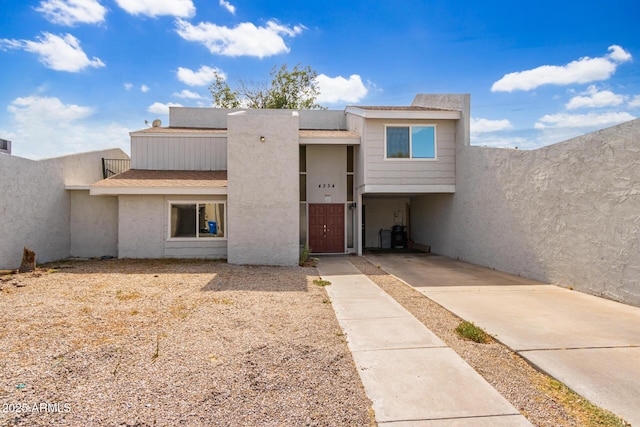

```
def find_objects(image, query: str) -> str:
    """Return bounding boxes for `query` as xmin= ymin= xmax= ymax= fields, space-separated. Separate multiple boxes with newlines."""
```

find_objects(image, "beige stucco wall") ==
xmin=70 ymin=191 xmax=119 ymax=258
xmin=0 ymin=148 xmax=128 ymax=268
xmin=414 ymin=119 xmax=640 ymax=306
xmin=226 ymin=111 xmax=299 ymax=266
xmin=117 ymin=195 xmax=228 ymax=259
xmin=118 ymin=195 xmax=165 ymax=259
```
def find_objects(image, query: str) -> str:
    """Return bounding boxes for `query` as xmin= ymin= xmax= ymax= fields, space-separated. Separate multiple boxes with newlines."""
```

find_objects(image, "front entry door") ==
xmin=309 ymin=204 xmax=345 ymax=253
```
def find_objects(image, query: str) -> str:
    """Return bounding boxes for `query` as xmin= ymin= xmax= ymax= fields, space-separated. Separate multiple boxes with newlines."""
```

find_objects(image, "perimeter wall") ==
xmin=413 ymin=119 xmax=640 ymax=306
xmin=0 ymin=149 xmax=128 ymax=268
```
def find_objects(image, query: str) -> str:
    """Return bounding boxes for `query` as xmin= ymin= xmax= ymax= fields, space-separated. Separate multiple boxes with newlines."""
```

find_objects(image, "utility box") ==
xmin=379 ymin=229 xmax=391 ymax=249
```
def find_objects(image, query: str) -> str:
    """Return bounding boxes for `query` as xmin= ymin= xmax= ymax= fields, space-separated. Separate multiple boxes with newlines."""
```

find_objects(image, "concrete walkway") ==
xmin=366 ymin=253 xmax=640 ymax=426
xmin=316 ymin=256 xmax=532 ymax=426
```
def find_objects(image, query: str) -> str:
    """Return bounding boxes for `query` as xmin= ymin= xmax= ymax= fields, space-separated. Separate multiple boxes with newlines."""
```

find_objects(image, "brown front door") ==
xmin=309 ymin=204 xmax=345 ymax=253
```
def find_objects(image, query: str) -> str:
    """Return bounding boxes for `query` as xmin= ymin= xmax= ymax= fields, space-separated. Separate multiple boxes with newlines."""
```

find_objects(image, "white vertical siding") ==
xmin=131 ymin=135 xmax=227 ymax=170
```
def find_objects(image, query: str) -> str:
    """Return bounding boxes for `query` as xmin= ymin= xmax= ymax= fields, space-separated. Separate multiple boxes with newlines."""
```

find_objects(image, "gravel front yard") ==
xmin=0 ymin=259 xmax=373 ymax=426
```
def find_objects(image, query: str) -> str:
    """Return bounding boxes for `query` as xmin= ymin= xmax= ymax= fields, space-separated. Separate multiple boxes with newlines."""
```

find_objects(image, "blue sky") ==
xmin=1 ymin=0 xmax=638 ymax=159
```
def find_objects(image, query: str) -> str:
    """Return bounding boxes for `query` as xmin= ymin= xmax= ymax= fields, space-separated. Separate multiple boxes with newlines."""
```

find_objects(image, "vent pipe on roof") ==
xmin=152 ymin=119 xmax=162 ymax=128
xmin=0 ymin=138 xmax=11 ymax=155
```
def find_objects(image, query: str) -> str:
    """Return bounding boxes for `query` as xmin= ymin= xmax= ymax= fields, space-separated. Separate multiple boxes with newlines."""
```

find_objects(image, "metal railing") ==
xmin=102 ymin=158 xmax=131 ymax=179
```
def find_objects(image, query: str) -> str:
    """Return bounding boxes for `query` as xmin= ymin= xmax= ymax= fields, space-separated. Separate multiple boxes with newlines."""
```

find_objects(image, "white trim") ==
xmin=90 ymin=186 xmax=228 ymax=196
xmin=300 ymin=136 xmax=361 ymax=145
xmin=65 ymin=185 xmax=91 ymax=191
xmin=363 ymin=184 xmax=456 ymax=194
xmin=167 ymin=200 xmax=228 ymax=241
xmin=346 ymin=106 xmax=461 ymax=120
xmin=130 ymin=131 xmax=227 ymax=138
xmin=384 ymin=124 xmax=438 ymax=161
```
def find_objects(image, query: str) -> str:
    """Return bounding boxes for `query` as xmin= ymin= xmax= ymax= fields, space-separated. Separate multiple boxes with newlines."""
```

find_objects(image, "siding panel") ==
xmin=362 ymin=119 xmax=457 ymax=187
xmin=131 ymin=136 xmax=227 ymax=170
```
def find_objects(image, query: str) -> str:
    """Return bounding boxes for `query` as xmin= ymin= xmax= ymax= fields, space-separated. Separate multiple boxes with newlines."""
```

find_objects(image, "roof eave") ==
xmin=345 ymin=106 xmax=461 ymax=120
xmin=90 ymin=186 xmax=228 ymax=196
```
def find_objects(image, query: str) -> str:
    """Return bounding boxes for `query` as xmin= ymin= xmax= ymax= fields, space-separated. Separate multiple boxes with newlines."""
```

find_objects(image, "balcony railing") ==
xmin=102 ymin=158 xmax=131 ymax=179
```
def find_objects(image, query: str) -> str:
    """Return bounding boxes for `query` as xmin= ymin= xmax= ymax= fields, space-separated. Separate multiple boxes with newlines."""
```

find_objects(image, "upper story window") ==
xmin=169 ymin=201 xmax=226 ymax=239
xmin=385 ymin=125 xmax=436 ymax=159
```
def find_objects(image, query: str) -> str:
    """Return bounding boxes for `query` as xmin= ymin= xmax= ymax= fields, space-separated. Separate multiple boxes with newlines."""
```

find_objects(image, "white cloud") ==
xmin=315 ymin=74 xmax=368 ymax=104
xmin=115 ymin=0 xmax=195 ymax=18
xmin=534 ymin=111 xmax=635 ymax=129
xmin=147 ymin=102 xmax=183 ymax=115
xmin=0 ymin=32 xmax=105 ymax=72
xmin=219 ymin=0 xmax=235 ymax=14
xmin=124 ymin=82 xmax=133 ymax=90
xmin=470 ymin=117 xmax=513 ymax=135
xmin=4 ymin=95 xmax=130 ymax=159
xmin=140 ymin=84 xmax=150 ymax=93
xmin=8 ymin=95 xmax=94 ymax=123
xmin=628 ymin=95 xmax=640 ymax=109
xmin=492 ymin=45 xmax=632 ymax=92
xmin=175 ymin=19 xmax=304 ymax=58
xmin=173 ymin=89 xmax=205 ymax=99
xmin=35 ymin=0 xmax=107 ymax=25
xmin=565 ymin=85 xmax=625 ymax=110
xmin=176 ymin=65 xmax=222 ymax=86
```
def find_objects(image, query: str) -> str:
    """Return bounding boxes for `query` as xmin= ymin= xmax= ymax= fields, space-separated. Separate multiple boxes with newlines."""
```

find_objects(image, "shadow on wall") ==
xmin=447 ymin=119 xmax=640 ymax=306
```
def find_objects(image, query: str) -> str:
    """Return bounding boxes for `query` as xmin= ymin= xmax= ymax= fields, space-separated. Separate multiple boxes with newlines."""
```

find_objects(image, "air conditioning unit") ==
xmin=0 ymin=138 xmax=11 ymax=154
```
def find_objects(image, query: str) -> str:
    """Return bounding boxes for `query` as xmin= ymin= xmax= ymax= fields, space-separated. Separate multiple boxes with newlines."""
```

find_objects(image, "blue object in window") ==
xmin=207 ymin=221 xmax=217 ymax=234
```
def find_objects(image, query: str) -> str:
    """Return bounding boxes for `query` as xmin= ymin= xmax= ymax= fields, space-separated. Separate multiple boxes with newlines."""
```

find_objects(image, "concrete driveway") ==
xmin=366 ymin=252 xmax=640 ymax=426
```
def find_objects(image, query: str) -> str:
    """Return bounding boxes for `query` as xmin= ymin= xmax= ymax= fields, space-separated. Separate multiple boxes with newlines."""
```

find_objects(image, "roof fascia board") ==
xmin=362 ymin=184 xmax=456 ymax=194
xmin=346 ymin=106 xmax=461 ymax=120
xmin=300 ymin=136 xmax=361 ymax=145
xmin=90 ymin=187 xmax=228 ymax=196
xmin=130 ymin=131 xmax=227 ymax=138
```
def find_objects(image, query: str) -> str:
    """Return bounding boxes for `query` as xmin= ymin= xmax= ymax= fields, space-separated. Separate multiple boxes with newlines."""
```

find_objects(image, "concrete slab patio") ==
xmin=366 ymin=252 xmax=640 ymax=426
xmin=316 ymin=256 xmax=532 ymax=426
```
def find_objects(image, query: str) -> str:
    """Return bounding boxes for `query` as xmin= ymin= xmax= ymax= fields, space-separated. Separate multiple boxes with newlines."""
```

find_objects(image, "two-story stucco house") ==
xmin=90 ymin=94 xmax=469 ymax=266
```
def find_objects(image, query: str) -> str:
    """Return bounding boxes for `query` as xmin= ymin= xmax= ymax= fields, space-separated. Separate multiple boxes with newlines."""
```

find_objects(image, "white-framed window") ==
xmin=168 ymin=201 xmax=226 ymax=239
xmin=385 ymin=125 xmax=437 ymax=159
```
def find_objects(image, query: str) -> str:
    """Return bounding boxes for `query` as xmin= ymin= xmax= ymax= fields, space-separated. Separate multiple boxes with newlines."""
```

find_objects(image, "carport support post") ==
xmin=356 ymin=189 xmax=363 ymax=255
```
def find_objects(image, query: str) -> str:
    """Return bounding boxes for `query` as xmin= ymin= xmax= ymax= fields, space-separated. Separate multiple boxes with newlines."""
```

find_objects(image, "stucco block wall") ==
xmin=227 ymin=111 xmax=299 ymax=266
xmin=0 ymin=148 xmax=128 ymax=268
xmin=163 ymin=195 xmax=227 ymax=259
xmin=70 ymin=191 xmax=118 ymax=258
xmin=118 ymin=195 xmax=165 ymax=259
xmin=170 ymin=107 xmax=346 ymax=130
xmin=421 ymin=119 xmax=640 ymax=306
xmin=117 ymin=195 xmax=228 ymax=259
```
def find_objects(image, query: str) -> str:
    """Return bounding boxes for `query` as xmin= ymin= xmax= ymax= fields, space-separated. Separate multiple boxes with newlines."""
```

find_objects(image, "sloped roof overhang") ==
xmin=90 ymin=169 xmax=228 ymax=196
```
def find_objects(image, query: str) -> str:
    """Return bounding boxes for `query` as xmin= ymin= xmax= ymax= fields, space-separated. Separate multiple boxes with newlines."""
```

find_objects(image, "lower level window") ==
xmin=170 ymin=202 xmax=225 ymax=238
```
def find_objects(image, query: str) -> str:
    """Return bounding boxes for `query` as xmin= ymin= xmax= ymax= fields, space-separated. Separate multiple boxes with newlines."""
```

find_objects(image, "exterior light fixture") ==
xmin=259 ymin=136 xmax=266 ymax=142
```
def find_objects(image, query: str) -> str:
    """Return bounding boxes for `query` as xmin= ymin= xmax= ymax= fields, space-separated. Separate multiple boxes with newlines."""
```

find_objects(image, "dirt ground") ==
xmin=0 ymin=259 xmax=373 ymax=427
